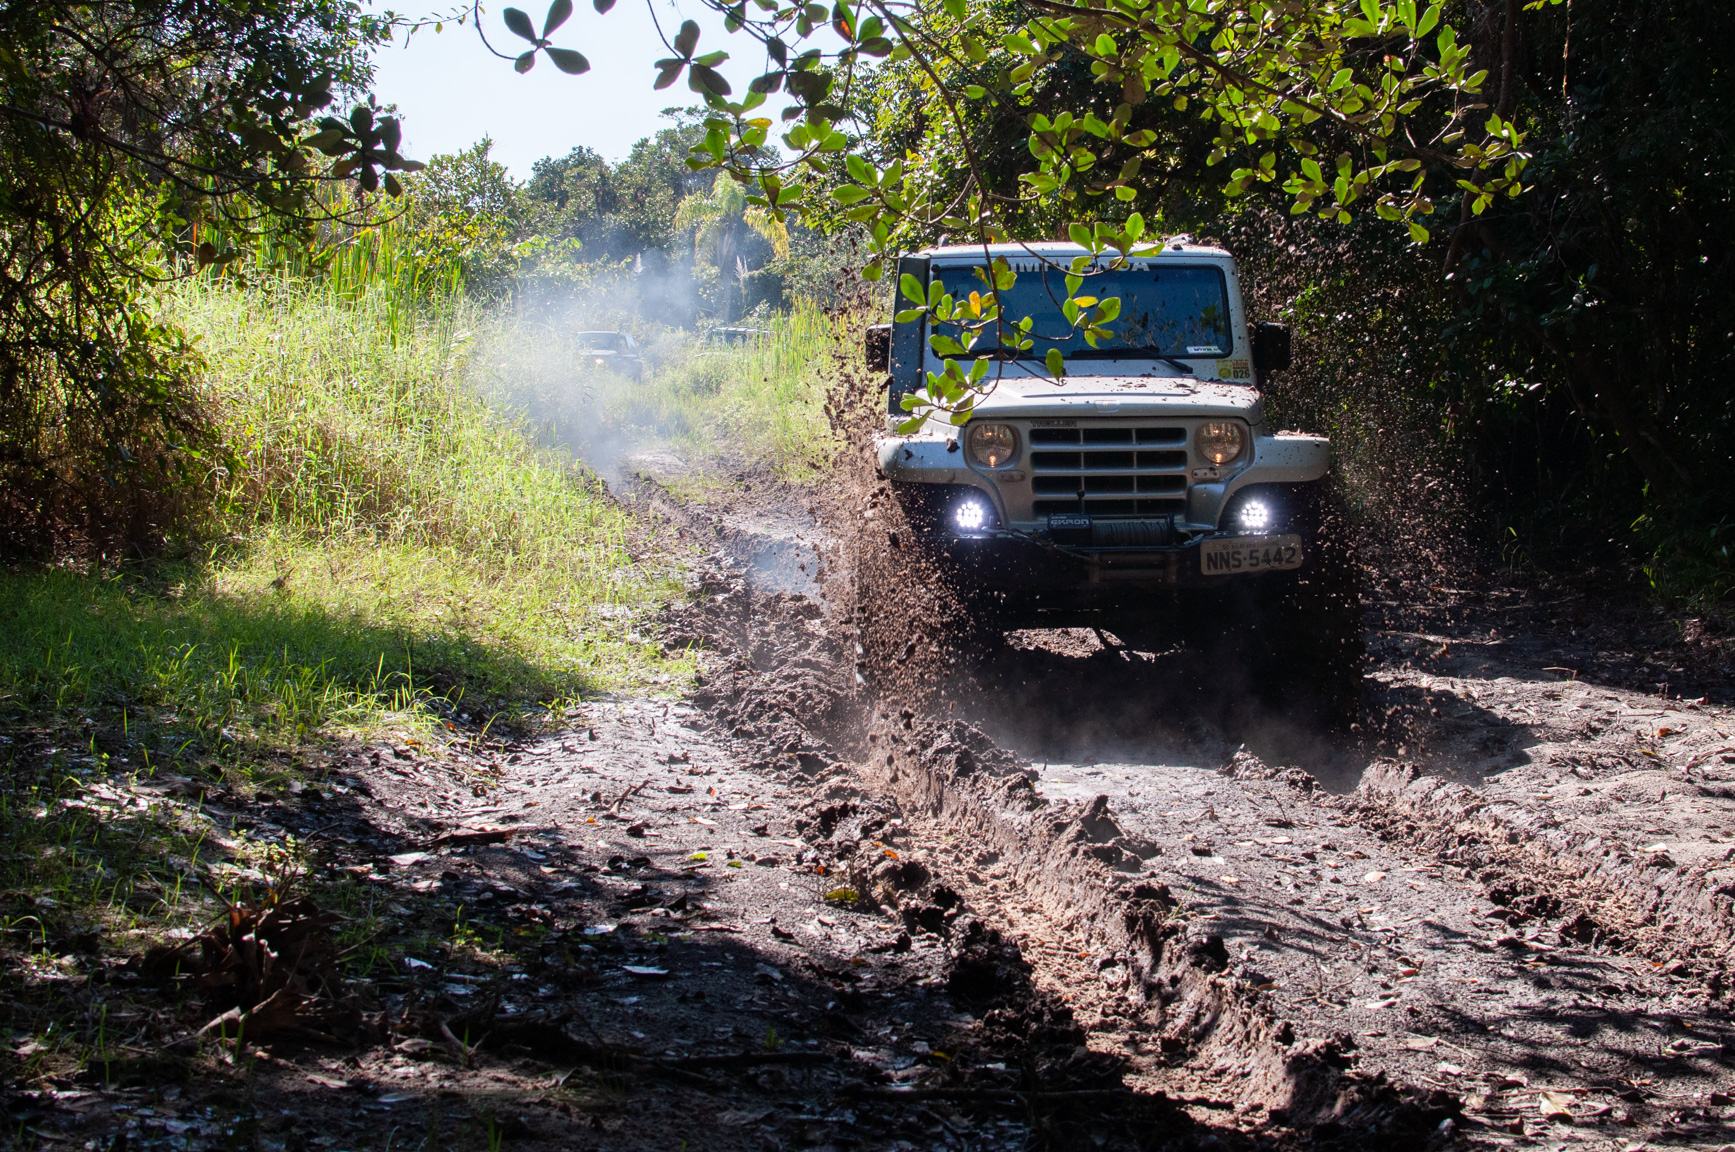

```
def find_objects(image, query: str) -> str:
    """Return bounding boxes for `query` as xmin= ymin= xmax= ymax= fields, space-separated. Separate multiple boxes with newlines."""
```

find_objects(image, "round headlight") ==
xmin=967 ymin=423 xmax=1019 ymax=469
xmin=1196 ymin=421 xmax=1246 ymax=466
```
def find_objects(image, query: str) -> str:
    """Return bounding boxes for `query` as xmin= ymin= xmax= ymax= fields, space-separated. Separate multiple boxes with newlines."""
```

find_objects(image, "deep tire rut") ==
xmin=660 ymin=469 xmax=1735 ymax=1151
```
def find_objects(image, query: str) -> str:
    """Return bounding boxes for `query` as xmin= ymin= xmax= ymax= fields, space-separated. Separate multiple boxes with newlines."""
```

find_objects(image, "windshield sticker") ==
xmin=1187 ymin=345 xmax=1224 ymax=355
xmin=1217 ymin=358 xmax=1252 ymax=380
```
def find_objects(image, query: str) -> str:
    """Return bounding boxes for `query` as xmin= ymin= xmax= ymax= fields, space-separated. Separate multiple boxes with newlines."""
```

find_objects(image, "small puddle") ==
xmin=613 ymin=448 xmax=828 ymax=600
xmin=714 ymin=509 xmax=823 ymax=596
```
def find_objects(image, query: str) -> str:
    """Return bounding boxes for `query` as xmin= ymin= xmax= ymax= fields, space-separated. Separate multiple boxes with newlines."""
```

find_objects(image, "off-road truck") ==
xmin=863 ymin=239 xmax=1361 ymax=715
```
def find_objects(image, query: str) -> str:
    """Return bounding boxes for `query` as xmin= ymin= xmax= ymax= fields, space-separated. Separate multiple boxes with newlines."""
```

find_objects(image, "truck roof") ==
xmin=915 ymin=238 xmax=1231 ymax=263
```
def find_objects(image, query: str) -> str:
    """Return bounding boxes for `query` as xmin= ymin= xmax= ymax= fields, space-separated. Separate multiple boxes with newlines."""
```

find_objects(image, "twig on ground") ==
xmin=609 ymin=780 xmax=650 ymax=814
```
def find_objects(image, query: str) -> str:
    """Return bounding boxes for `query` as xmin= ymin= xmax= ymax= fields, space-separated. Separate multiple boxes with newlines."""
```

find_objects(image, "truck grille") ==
xmin=1028 ymin=426 xmax=1188 ymax=516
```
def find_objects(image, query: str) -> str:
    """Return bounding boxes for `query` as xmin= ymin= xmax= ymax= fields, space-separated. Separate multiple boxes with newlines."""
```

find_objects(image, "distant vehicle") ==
xmin=576 ymin=331 xmax=643 ymax=382
xmin=705 ymin=326 xmax=770 ymax=348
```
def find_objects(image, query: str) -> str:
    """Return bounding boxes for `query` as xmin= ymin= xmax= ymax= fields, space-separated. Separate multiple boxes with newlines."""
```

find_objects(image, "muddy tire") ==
xmin=1238 ymin=487 xmax=1365 ymax=724
xmin=851 ymin=482 xmax=1002 ymax=694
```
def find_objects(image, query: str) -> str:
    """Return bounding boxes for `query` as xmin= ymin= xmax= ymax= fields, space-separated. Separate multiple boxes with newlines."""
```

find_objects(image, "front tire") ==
xmin=1240 ymin=487 xmax=1364 ymax=724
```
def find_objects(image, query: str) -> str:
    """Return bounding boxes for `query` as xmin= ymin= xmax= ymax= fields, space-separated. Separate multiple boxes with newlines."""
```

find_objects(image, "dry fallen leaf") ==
xmin=1219 ymin=875 xmax=1241 ymax=884
xmin=1362 ymin=870 xmax=1387 ymax=883
xmin=1538 ymin=1090 xmax=1574 ymax=1119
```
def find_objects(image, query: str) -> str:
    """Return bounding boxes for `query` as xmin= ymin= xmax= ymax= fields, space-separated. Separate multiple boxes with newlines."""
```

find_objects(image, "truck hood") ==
xmin=967 ymin=374 xmax=1262 ymax=420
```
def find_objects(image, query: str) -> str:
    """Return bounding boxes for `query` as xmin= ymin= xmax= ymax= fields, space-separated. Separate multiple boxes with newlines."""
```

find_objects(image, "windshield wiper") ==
xmin=1065 ymin=346 xmax=1196 ymax=374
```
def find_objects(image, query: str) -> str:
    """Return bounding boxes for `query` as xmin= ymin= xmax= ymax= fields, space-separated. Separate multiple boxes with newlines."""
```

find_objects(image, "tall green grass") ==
xmin=0 ymin=256 xmax=689 ymax=772
xmin=631 ymin=302 xmax=855 ymax=480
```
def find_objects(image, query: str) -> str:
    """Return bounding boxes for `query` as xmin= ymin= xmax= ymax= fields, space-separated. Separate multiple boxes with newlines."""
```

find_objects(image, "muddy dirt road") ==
xmin=641 ymin=459 xmax=1735 ymax=1152
xmin=11 ymin=459 xmax=1731 ymax=1152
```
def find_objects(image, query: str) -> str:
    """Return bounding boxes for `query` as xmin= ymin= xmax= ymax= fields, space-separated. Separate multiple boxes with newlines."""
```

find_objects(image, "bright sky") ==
xmin=371 ymin=1 xmax=773 ymax=176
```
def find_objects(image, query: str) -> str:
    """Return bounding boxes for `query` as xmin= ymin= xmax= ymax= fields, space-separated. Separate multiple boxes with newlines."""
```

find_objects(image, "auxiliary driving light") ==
xmin=1236 ymin=499 xmax=1271 ymax=531
xmin=954 ymin=499 xmax=989 ymax=532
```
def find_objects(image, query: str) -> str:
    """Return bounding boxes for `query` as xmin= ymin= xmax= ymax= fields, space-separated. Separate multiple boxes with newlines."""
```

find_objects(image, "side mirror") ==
xmin=1252 ymin=322 xmax=1291 ymax=376
xmin=864 ymin=323 xmax=891 ymax=373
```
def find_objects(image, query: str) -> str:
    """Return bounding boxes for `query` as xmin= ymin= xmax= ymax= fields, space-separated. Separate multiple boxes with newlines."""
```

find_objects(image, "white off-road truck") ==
xmin=863 ymin=239 xmax=1361 ymax=716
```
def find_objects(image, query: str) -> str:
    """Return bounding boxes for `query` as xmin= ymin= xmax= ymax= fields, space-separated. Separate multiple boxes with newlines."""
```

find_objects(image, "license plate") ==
xmin=1199 ymin=534 xmax=1304 ymax=575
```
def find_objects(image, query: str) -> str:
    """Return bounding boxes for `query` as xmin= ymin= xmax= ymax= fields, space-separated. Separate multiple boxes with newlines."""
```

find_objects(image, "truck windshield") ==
xmin=576 ymin=332 xmax=627 ymax=352
xmin=932 ymin=263 xmax=1231 ymax=359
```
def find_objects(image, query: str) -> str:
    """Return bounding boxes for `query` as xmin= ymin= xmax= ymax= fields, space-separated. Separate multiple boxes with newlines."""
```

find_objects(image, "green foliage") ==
xmin=1429 ymin=0 xmax=1734 ymax=565
xmin=523 ymin=0 xmax=1526 ymax=429
xmin=523 ymin=113 xmax=712 ymax=258
xmin=0 ymin=1 xmax=414 ymax=557
xmin=400 ymin=139 xmax=528 ymax=294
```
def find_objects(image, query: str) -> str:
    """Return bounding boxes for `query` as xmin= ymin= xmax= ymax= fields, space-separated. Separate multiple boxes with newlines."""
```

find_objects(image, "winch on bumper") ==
xmin=875 ymin=420 xmax=1332 ymax=597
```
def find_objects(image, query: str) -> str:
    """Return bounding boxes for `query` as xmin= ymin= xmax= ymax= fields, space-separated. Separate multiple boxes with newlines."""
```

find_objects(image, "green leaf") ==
xmin=1067 ymin=222 xmax=1095 ymax=248
xmin=542 ymin=0 xmax=574 ymax=36
xmin=1093 ymin=32 xmax=1116 ymax=56
xmin=653 ymin=59 xmax=684 ymax=88
xmin=546 ymin=47 xmax=590 ymax=73
xmin=594 ymin=0 xmax=616 ymax=11
xmin=1094 ymin=296 xmax=1121 ymax=323
xmin=503 ymin=6 xmax=537 ymax=41
xmin=514 ymin=50 xmax=537 ymax=73
xmin=689 ymin=64 xmax=731 ymax=95
xmin=900 ymin=273 xmax=926 ymax=305
xmin=1045 ymin=348 xmax=1066 ymax=376
xmin=832 ymin=185 xmax=870 ymax=204
xmin=674 ymin=18 xmax=700 ymax=56
xmin=1408 ymin=221 xmax=1430 ymax=243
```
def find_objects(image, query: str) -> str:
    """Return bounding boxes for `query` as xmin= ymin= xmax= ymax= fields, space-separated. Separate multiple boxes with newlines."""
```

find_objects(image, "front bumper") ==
xmin=918 ymin=529 xmax=1304 ymax=593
